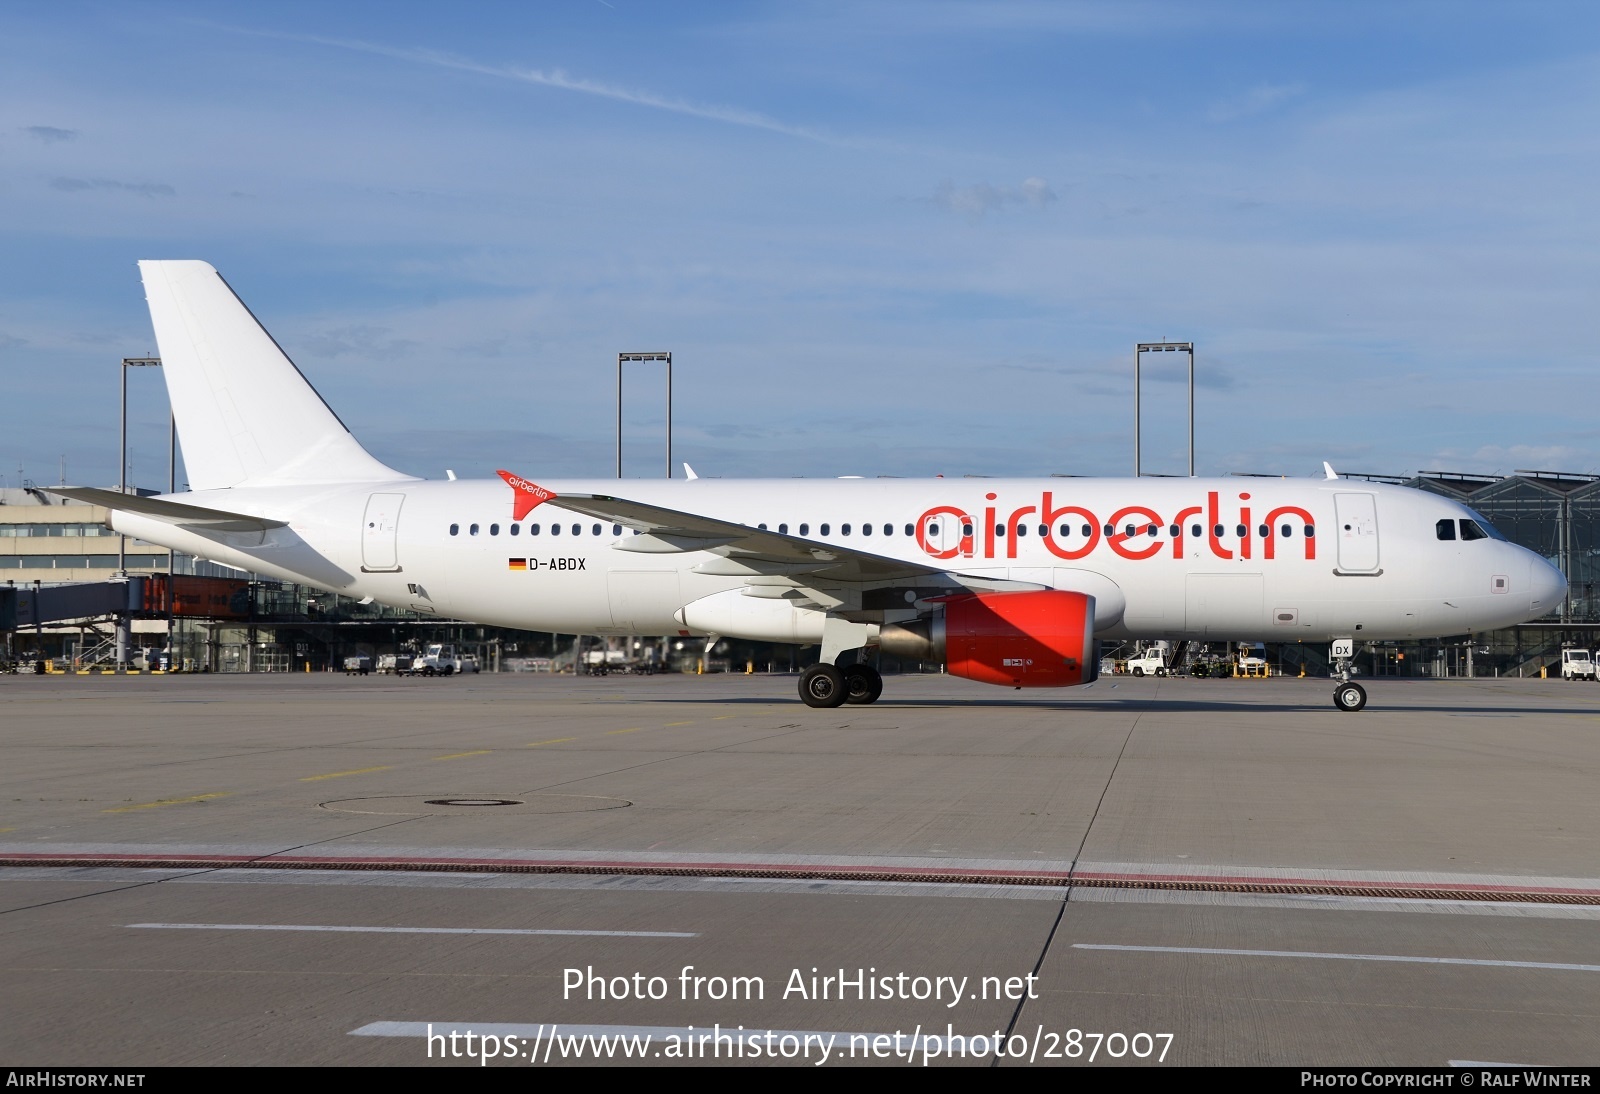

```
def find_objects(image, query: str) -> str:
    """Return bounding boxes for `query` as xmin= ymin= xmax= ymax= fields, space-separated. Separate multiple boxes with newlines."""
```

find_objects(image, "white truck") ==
xmin=1126 ymin=647 xmax=1168 ymax=677
xmin=1559 ymin=648 xmax=1596 ymax=681
xmin=413 ymin=643 xmax=461 ymax=677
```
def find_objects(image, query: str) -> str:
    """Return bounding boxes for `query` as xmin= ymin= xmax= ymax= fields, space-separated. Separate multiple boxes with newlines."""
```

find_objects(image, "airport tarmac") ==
xmin=1 ymin=670 xmax=1597 ymax=1067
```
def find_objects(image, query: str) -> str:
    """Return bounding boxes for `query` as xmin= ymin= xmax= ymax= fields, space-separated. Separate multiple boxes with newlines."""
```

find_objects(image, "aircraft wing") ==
xmin=49 ymin=487 xmax=288 ymax=534
xmin=552 ymin=490 xmax=1033 ymax=594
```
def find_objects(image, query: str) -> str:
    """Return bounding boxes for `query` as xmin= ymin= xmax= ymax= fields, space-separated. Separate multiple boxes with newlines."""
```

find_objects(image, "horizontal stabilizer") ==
xmin=50 ymin=488 xmax=287 ymax=534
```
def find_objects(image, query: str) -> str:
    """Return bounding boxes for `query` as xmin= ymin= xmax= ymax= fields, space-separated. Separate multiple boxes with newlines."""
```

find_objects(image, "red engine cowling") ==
xmin=879 ymin=590 xmax=1097 ymax=688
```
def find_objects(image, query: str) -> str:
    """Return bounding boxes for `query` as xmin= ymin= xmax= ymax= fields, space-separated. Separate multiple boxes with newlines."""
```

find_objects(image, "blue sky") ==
xmin=3 ymin=2 xmax=1598 ymax=488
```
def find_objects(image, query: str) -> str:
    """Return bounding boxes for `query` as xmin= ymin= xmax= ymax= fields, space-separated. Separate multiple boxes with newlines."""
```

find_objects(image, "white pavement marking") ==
xmin=1072 ymin=943 xmax=1600 ymax=973
xmin=127 ymin=922 xmax=696 ymax=938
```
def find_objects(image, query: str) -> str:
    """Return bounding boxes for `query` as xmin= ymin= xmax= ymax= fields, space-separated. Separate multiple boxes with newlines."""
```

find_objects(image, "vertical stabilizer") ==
xmin=138 ymin=260 xmax=413 ymax=490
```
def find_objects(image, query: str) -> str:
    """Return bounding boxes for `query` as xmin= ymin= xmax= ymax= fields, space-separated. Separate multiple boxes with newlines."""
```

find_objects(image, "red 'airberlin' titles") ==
xmin=915 ymin=491 xmax=1316 ymax=563
xmin=496 ymin=470 xmax=557 ymax=521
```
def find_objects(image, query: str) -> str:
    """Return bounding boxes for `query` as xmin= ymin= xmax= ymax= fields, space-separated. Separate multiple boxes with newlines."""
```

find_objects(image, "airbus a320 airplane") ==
xmin=59 ymin=261 xmax=1565 ymax=711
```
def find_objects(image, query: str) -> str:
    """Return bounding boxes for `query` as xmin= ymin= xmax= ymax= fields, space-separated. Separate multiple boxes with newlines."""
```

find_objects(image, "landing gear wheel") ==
xmin=799 ymin=664 xmax=848 ymax=708
xmin=1333 ymin=681 xmax=1367 ymax=712
xmin=842 ymin=664 xmax=884 ymax=705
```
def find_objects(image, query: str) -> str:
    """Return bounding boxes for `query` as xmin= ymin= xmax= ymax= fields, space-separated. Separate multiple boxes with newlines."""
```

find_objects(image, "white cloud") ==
xmin=934 ymin=176 xmax=1058 ymax=216
xmin=49 ymin=177 xmax=174 ymax=197
xmin=229 ymin=27 xmax=843 ymax=145
xmin=24 ymin=125 xmax=78 ymax=143
xmin=1207 ymin=82 xmax=1306 ymax=122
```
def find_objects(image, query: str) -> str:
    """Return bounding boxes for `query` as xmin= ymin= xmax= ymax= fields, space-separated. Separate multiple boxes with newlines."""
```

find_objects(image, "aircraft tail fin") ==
xmin=138 ymin=260 xmax=414 ymax=491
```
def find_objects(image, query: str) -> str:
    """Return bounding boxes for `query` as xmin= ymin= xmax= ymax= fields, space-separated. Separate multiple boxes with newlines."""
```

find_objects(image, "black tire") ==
xmin=799 ymin=664 xmax=847 ymax=708
xmin=843 ymin=664 xmax=884 ymax=705
xmin=1333 ymin=681 xmax=1367 ymax=712
xmin=1132 ymin=666 xmax=1144 ymax=677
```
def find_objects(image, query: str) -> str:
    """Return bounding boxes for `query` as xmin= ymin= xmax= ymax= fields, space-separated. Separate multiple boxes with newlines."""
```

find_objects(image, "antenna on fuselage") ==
xmin=1323 ymin=462 xmax=1340 ymax=480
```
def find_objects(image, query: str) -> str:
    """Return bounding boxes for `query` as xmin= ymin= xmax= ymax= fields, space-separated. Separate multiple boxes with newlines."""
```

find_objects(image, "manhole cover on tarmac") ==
xmin=320 ymin=794 xmax=632 ymax=816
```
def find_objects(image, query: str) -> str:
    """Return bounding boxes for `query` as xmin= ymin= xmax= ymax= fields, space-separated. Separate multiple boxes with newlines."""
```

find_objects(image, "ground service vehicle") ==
xmin=1560 ymin=649 xmax=1596 ymax=681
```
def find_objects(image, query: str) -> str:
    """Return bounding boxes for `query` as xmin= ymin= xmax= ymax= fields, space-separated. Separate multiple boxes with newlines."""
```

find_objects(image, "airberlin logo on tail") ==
xmin=916 ymin=490 xmax=1317 ymax=563
xmin=496 ymin=470 xmax=556 ymax=521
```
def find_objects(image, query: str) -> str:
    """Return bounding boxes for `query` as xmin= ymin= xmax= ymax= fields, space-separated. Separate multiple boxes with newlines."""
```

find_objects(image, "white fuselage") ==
xmin=111 ymin=476 xmax=1566 ymax=645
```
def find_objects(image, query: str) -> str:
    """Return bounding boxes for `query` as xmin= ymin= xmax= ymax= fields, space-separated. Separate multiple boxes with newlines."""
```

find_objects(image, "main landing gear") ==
xmin=798 ymin=663 xmax=883 ymax=708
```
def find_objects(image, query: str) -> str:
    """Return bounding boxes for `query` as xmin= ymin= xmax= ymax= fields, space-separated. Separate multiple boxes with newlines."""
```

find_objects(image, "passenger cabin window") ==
xmin=613 ymin=524 xmax=622 ymax=536
xmin=1059 ymin=524 xmax=1072 ymax=538
xmin=779 ymin=523 xmax=788 ymax=534
xmin=490 ymin=523 xmax=500 ymax=536
xmin=531 ymin=524 xmax=541 ymax=535
xmin=1191 ymin=524 xmax=1202 ymax=537
xmin=1213 ymin=524 xmax=1224 ymax=537
xmin=449 ymin=524 xmax=459 ymax=536
xmin=470 ymin=523 xmax=480 ymax=536
xmin=510 ymin=524 xmax=520 ymax=536
xmin=551 ymin=524 xmax=560 ymax=536
xmin=842 ymin=523 xmax=852 ymax=535
xmin=1168 ymin=524 xmax=1180 ymax=537
xmin=592 ymin=523 xmax=601 ymax=536
xmin=884 ymin=524 xmax=893 ymax=536
xmin=1436 ymin=519 xmax=1457 ymax=541
xmin=572 ymin=524 xmax=581 ymax=536
xmin=1460 ymin=519 xmax=1489 ymax=541
xmin=903 ymin=524 xmax=913 ymax=536
xmin=1082 ymin=524 xmax=1092 ymax=537
xmin=963 ymin=523 xmax=974 ymax=536
xmin=1015 ymin=524 xmax=1027 ymax=537
xmin=996 ymin=524 xmax=1005 ymax=539
xmin=861 ymin=523 xmax=871 ymax=536
xmin=820 ymin=523 xmax=831 ymax=536
xmin=800 ymin=523 xmax=810 ymax=535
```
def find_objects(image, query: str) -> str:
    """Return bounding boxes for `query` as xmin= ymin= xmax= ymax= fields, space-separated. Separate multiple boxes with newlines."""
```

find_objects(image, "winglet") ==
xmin=683 ymin=463 xmax=699 ymax=481
xmin=496 ymin=470 xmax=557 ymax=520
xmin=1323 ymin=461 xmax=1339 ymax=481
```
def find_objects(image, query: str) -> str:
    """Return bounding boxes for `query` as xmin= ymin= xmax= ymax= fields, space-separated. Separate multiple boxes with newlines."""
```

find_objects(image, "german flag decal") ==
xmin=508 ymin=558 xmax=528 ymax=571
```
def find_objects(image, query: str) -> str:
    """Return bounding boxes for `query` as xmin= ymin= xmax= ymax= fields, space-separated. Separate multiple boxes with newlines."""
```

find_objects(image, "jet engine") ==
xmin=878 ymin=590 xmax=1097 ymax=688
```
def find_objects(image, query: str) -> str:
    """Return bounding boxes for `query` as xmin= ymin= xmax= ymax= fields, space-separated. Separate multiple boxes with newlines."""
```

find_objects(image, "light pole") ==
xmin=616 ymin=352 xmax=673 ymax=479
xmin=1133 ymin=342 xmax=1195 ymax=477
xmin=118 ymin=357 xmax=162 ymax=669
xmin=118 ymin=357 xmax=162 ymax=573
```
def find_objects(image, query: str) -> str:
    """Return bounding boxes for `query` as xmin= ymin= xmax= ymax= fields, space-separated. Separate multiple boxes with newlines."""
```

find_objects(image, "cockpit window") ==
xmin=1462 ymin=508 xmax=1509 ymax=541
xmin=1459 ymin=519 xmax=1489 ymax=542
xmin=1436 ymin=519 xmax=1457 ymax=541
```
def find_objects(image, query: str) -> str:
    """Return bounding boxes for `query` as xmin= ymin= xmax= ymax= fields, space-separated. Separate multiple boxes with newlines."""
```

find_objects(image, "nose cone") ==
xmin=1527 ymin=552 xmax=1566 ymax=618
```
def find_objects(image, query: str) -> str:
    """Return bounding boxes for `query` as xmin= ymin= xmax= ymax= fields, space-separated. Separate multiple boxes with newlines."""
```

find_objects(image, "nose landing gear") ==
xmin=1330 ymin=637 xmax=1366 ymax=712
xmin=1333 ymin=680 xmax=1367 ymax=712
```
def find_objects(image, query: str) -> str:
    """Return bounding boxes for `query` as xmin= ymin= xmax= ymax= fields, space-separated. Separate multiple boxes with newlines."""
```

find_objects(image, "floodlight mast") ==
xmin=1133 ymin=342 xmax=1194 ymax=477
xmin=617 ymin=352 xmax=673 ymax=479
